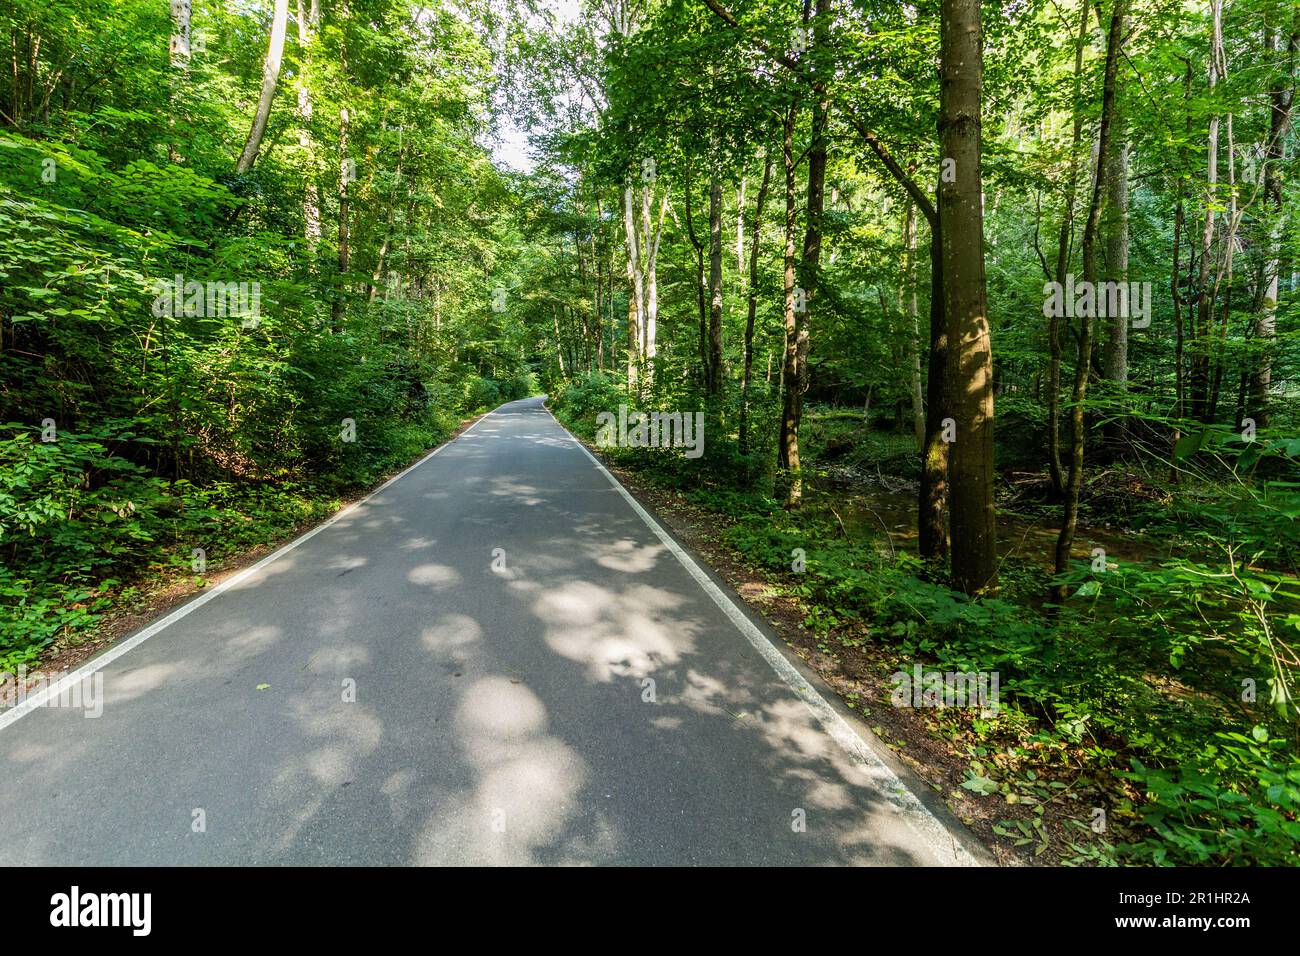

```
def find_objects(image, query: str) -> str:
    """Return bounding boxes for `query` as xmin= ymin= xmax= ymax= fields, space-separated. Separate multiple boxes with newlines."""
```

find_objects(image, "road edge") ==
xmin=0 ymin=408 xmax=499 ymax=733
xmin=540 ymin=402 xmax=994 ymax=867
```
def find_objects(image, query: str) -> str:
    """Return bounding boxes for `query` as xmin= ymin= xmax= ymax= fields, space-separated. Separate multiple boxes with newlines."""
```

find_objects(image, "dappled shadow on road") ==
xmin=0 ymin=399 xmax=939 ymax=866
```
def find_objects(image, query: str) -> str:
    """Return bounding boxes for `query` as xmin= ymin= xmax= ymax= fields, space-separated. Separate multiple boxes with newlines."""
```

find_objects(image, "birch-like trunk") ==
xmin=296 ymin=0 xmax=321 ymax=248
xmin=622 ymin=184 xmax=643 ymax=391
xmin=707 ymin=177 xmax=724 ymax=396
xmin=168 ymin=0 xmax=192 ymax=163
xmin=235 ymin=0 xmax=290 ymax=175
xmin=1248 ymin=24 xmax=1297 ymax=427
xmin=641 ymin=186 xmax=668 ymax=384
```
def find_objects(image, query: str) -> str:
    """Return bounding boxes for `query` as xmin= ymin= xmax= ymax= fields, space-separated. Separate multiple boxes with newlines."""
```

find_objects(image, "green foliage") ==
xmin=619 ymin=446 xmax=1299 ymax=865
xmin=0 ymin=0 xmax=538 ymax=665
xmin=1122 ymin=730 xmax=1300 ymax=866
xmin=554 ymin=372 xmax=626 ymax=433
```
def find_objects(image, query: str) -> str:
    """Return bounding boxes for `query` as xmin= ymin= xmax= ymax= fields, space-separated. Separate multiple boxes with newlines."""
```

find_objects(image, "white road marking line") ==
xmin=544 ymin=404 xmax=981 ymax=867
xmin=0 ymin=409 xmax=498 ymax=733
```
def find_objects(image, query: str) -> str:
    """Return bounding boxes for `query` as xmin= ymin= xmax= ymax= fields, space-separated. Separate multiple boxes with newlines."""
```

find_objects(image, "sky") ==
xmin=491 ymin=118 xmax=536 ymax=173
xmin=482 ymin=0 xmax=586 ymax=174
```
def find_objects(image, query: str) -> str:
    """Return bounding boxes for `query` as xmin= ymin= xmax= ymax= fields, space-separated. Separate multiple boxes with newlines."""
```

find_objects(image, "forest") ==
xmin=2 ymin=0 xmax=1298 ymax=866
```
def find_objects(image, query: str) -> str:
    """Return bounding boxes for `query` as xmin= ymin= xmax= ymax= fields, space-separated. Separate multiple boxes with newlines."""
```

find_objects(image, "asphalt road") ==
xmin=0 ymin=397 xmax=983 ymax=865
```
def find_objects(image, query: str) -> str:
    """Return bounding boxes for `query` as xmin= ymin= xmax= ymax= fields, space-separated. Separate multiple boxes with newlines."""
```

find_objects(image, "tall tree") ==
xmin=1053 ymin=0 xmax=1127 ymax=602
xmin=739 ymin=149 xmax=774 ymax=456
xmin=1190 ymin=0 xmax=1223 ymax=422
xmin=939 ymin=0 xmax=997 ymax=593
xmin=901 ymin=198 xmax=925 ymax=450
xmin=296 ymin=0 xmax=322 ymax=248
xmin=778 ymin=0 xmax=829 ymax=509
xmin=235 ymin=0 xmax=291 ymax=175
xmin=1248 ymin=17 xmax=1298 ymax=427
xmin=622 ymin=180 xmax=644 ymax=388
xmin=1046 ymin=0 xmax=1092 ymax=496
xmin=331 ymin=0 xmax=351 ymax=330
xmin=707 ymin=176 xmax=725 ymax=395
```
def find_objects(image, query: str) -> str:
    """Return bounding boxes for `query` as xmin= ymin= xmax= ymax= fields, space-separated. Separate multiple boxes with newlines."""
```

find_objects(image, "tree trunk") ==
xmin=330 ymin=2 xmax=350 ymax=331
xmin=1171 ymin=58 xmax=1193 ymax=481
xmin=778 ymin=103 xmax=800 ymax=476
xmin=235 ymin=0 xmax=290 ymax=175
xmin=1102 ymin=6 xmax=1129 ymax=394
xmin=1248 ymin=23 xmax=1298 ymax=427
xmin=331 ymin=103 xmax=350 ymax=330
xmin=918 ymin=207 xmax=949 ymax=561
xmin=622 ymin=183 xmax=644 ymax=391
xmin=1207 ymin=105 xmax=1239 ymax=425
xmin=707 ymin=177 xmax=725 ymax=396
xmin=1190 ymin=0 xmax=1223 ymax=422
xmin=167 ymin=0 xmax=192 ymax=162
xmin=683 ymin=176 xmax=710 ymax=387
xmin=1047 ymin=0 xmax=1091 ymax=497
xmin=780 ymin=0 xmax=829 ymax=509
xmin=553 ymin=304 xmax=566 ymax=376
xmin=739 ymin=152 xmax=773 ymax=457
xmin=901 ymin=199 xmax=925 ymax=450
xmin=736 ymin=176 xmax=746 ymax=283
xmin=939 ymin=0 xmax=997 ymax=594
xmin=1052 ymin=0 xmax=1126 ymax=602
xmin=1102 ymin=151 xmax=1129 ymax=384
xmin=642 ymin=188 xmax=668 ymax=385
xmin=297 ymin=0 xmax=321 ymax=249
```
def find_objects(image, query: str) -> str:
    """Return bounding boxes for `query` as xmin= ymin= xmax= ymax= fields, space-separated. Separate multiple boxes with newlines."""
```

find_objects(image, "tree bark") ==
xmin=642 ymin=187 xmax=668 ymax=385
xmin=1047 ymin=0 xmax=1091 ymax=496
xmin=235 ymin=0 xmax=290 ymax=175
xmin=739 ymin=152 xmax=773 ymax=457
xmin=1190 ymin=0 xmax=1223 ymax=422
xmin=167 ymin=0 xmax=192 ymax=163
xmin=1171 ymin=58 xmax=1193 ymax=480
xmin=622 ymin=183 xmax=644 ymax=391
xmin=1248 ymin=22 xmax=1298 ymax=427
xmin=778 ymin=103 xmax=800 ymax=476
xmin=683 ymin=175 xmax=710 ymax=387
xmin=1102 ymin=150 xmax=1129 ymax=384
xmin=918 ymin=208 xmax=949 ymax=561
xmin=297 ymin=0 xmax=321 ymax=249
xmin=939 ymin=0 xmax=997 ymax=594
xmin=1102 ymin=6 xmax=1129 ymax=391
xmin=901 ymin=198 xmax=925 ymax=450
xmin=330 ymin=1 xmax=350 ymax=331
xmin=779 ymin=0 xmax=829 ymax=509
xmin=707 ymin=177 xmax=725 ymax=396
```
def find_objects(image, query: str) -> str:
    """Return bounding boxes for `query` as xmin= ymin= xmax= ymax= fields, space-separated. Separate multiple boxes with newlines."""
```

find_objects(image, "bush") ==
xmin=1122 ymin=730 xmax=1300 ymax=866
xmin=553 ymin=372 xmax=626 ymax=432
xmin=715 ymin=494 xmax=1300 ymax=867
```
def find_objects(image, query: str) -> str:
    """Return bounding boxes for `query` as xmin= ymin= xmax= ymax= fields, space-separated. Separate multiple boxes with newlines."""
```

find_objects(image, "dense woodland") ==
xmin=2 ymin=0 xmax=1299 ymax=864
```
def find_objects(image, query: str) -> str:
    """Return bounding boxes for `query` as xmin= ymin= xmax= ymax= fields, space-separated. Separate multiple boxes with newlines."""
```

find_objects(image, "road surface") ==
xmin=0 ymin=397 xmax=983 ymax=865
